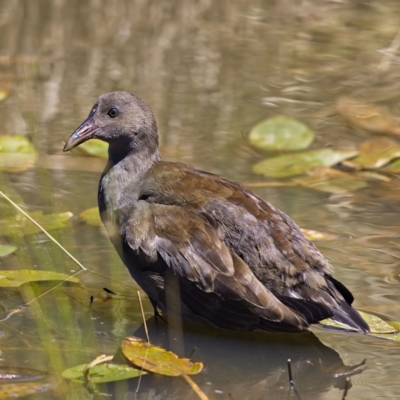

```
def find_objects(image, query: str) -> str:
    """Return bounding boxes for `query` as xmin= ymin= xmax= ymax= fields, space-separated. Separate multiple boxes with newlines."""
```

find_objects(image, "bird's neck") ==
xmin=99 ymin=147 xmax=160 ymax=216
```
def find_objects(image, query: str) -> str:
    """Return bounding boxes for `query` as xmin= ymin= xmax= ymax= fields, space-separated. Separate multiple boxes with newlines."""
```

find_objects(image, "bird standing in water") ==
xmin=64 ymin=91 xmax=369 ymax=333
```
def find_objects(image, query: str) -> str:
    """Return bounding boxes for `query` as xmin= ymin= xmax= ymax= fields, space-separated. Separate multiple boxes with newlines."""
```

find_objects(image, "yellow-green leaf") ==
xmin=62 ymin=362 xmax=145 ymax=383
xmin=0 ymin=244 xmax=17 ymax=257
xmin=351 ymin=138 xmax=400 ymax=169
xmin=249 ymin=115 xmax=314 ymax=151
xmin=0 ymin=135 xmax=37 ymax=172
xmin=319 ymin=311 xmax=397 ymax=334
xmin=121 ymin=337 xmax=203 ymax=377
xmin=0 ymin=270 xmax=79 ymax=288
xmin=0 ymin=382 xmax=51 ymax=399
xmin=0 ymin=211 xmax=72 ymax=236
xmin=78 ymin=139 xmax=108 ymax=158
xmin=252 ymin=149 xmax=358 ymax=178
xmin=79 ymin=207 xmax=101 ymax=227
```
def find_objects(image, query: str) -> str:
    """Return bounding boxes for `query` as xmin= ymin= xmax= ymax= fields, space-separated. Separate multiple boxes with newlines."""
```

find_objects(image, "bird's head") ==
xmin=63 ymin=91 xmax=158 ymax=160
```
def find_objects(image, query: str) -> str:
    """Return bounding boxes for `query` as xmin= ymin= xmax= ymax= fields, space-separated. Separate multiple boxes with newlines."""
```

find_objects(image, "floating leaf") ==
xmin=0 ymin=90 xmax=9 ymax=102
xmin=0 ymin=135 xmax=37 ymax=172
xmin=121 ymin=337 xmax=203 ymax=376
xmin=62 ymin=362 xmax=145 ymax=383
xmin=350 ymin=138 xmax=400 ymax=169
xmin=379 ymin=157 xmax=400 ymax=173
xmin=252 ymin=149 xmax=358 ymax=178
xmin=0 ymin=382 xmax=52 ymax=399
xmin=79 ymin=207 xmax=101 ymax=227
xmin=78 ymin=139 xmax=108 ymax=158
xmin=0 ymin=211 xmax=72 ymax=236
xmin=319 ymin=311 xmax=396 ymax=334
xmin=0 ymin=244 xmax=17 ymax=257
xmin=336 ymin=97 xmax=400 ymax=136
xmin=293 ymin=167 xmax=368 ymax=193
xmin=0 ymin=270 xmax=79 ymax=288
xmin=300 ymin=228 xmax=339 ymax=241
xmin=248 ymin=115 xmax=314 ymax=151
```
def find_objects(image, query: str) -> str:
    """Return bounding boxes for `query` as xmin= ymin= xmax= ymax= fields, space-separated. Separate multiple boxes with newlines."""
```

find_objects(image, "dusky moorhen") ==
xmin=64 ymin=91 xmax=369 ymax=333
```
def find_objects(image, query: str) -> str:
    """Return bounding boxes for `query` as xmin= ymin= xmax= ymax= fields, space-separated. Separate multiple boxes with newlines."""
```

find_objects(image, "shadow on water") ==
xmin=106 ymin=318 xmax=365 ymax=400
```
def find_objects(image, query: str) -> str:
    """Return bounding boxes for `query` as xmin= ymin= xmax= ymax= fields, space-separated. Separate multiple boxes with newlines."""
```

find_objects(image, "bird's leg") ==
xmin=150 ymin=298 xmax=167 ymax=323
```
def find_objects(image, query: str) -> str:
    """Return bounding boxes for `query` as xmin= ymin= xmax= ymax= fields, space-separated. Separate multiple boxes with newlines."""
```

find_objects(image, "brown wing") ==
xmin=121 ymin=200 xmax=312 ymax=331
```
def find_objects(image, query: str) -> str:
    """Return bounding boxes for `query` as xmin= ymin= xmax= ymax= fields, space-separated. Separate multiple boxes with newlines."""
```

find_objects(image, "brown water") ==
xmin=1 ymin=1 xmax=400 ymax=399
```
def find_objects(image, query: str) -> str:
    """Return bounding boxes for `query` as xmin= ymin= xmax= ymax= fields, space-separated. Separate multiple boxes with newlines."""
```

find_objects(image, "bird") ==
xmin=63 ymin=91 xmax=369 ymax=333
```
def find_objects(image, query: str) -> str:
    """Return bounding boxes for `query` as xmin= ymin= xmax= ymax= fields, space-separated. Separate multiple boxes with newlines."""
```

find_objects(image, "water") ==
xmin=1 ymin=1 xmax=400 ymax=398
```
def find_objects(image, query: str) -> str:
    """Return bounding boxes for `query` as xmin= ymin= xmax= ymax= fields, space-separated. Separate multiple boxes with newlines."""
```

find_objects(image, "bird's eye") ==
xmin=107 ymin=108 xmax=119 ymax=118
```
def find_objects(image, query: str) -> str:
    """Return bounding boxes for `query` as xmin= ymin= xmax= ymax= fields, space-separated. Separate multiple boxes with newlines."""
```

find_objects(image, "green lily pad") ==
xmin=351 ymin=138 xmax=400 ymax=169
xmin=252 ymin=149 xmax=358 ymax=178
xmin=0 ymin=270 xmax=79 ymax=287
xmin=0 ymin=244 xmax=17 ymax=257
xmin=293 ymin=167 xmax=368 ymax=193
xmin=249 ymin=115 xmax=314 ymax=151
xmin=320 ymin=311 xmax=397 ymax=334
xmin=79 ymin=207 xmax=101 ymax=227
xmin=78 ymin=139 xmax=108 ymax=158
xmin=336 ymin=97 xmax=400 ymax=136
xmin=121 ymin=337 xmax=203 ymax=377
xmin=0 ymin=135 xmax=37 ymax=172
xmin=0 ymin=211 xmax=72 ymax=236
xmin=62 ymin=362 xmax=145 ymax=383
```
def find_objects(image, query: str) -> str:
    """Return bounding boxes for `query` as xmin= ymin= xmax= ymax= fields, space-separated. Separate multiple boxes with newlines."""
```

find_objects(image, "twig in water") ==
xmin=137 ymin=291 xmax=150 ymax=343
xmin=286 ymin=359 xmax=302 ymax=400
xmin=342 ymin=377 xmax=350 ymax=400
xmin=287 ymin=359 xmax=294 ymax=387
xmin=0 ymin=190 xmax=86 ymax=271
xmin=182 ymin=374 xmax=209 ymax=400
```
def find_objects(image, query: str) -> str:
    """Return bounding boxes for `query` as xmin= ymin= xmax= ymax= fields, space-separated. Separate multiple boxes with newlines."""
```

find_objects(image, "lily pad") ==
xmin=351 ymin=138 xmax=400 ymax=169
xmin=0 ymin=244 xmax=17 ymax=257
xmin=0 ymin=270 xmax=79 ymax=288
xmin=0 ymin=211 xmax=72 ymax=236
xmin=62 ymin=362 xmax=145 ymax=383
xmin=336 ymin=97 xmax=400 ymax=136
xmin=300 ymin=228 xmax=339 ymax=241
xmin=0 ymin=135 xmax=37 ymax=172
xmin=121 ymin=337 xmax=203 ymax=376
xmin=320 ymin=311 xmax=397 ymax=334
xmin=293 ymin=167 xmax=368 ymax=193
xmin=252 ymin=149 xmax=358 ymax=178
xmin=79 ymin=207 xmax=101 ymax=227
xmin=78 ymin=139 xmax=108 ymax=158
xmin=249 ymin=115 xmax=314 ymax=151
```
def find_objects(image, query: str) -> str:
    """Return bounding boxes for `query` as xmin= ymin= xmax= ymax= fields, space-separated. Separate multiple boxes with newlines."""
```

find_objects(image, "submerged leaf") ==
xmin=62 ymin=362 xmax=145 ymax=383
xmin=0 ymin=382 xmax=52 ymax=399
xmin=252 ymin=149 xmax=358 ymax=178
xmin=78 ymin=139 xmax=108 ymax=158
xmin=0 ymin=270 xmax=79 ymax=287
xmin=0 ymin=135 xmax=37 ymax=172
xmin=351 ymin=138 xmax=400 ymax=169
xmin=0 ymin=211 xmax=72 ymax=236
xmin=249 ymin=115 xmax=314 ymax=151
xmin=293 ymin=167 xmax=368 ymax=193
xmin=379 ymin=157 xmax=400 ymax=173
xmin=336 ymin=97 xmax=400 ymax=136
xmin=0 ymin=244 xmax=17 ymax=257
xmin=320 ymin=311 xmax=397 ymax=334
xmin=300 ymin=228 xmax=339 ymax=241
xmin=121 ymin=337 xmax=203 ymax=376
xmin=79 ymin=207 xmax=101 ymax=227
